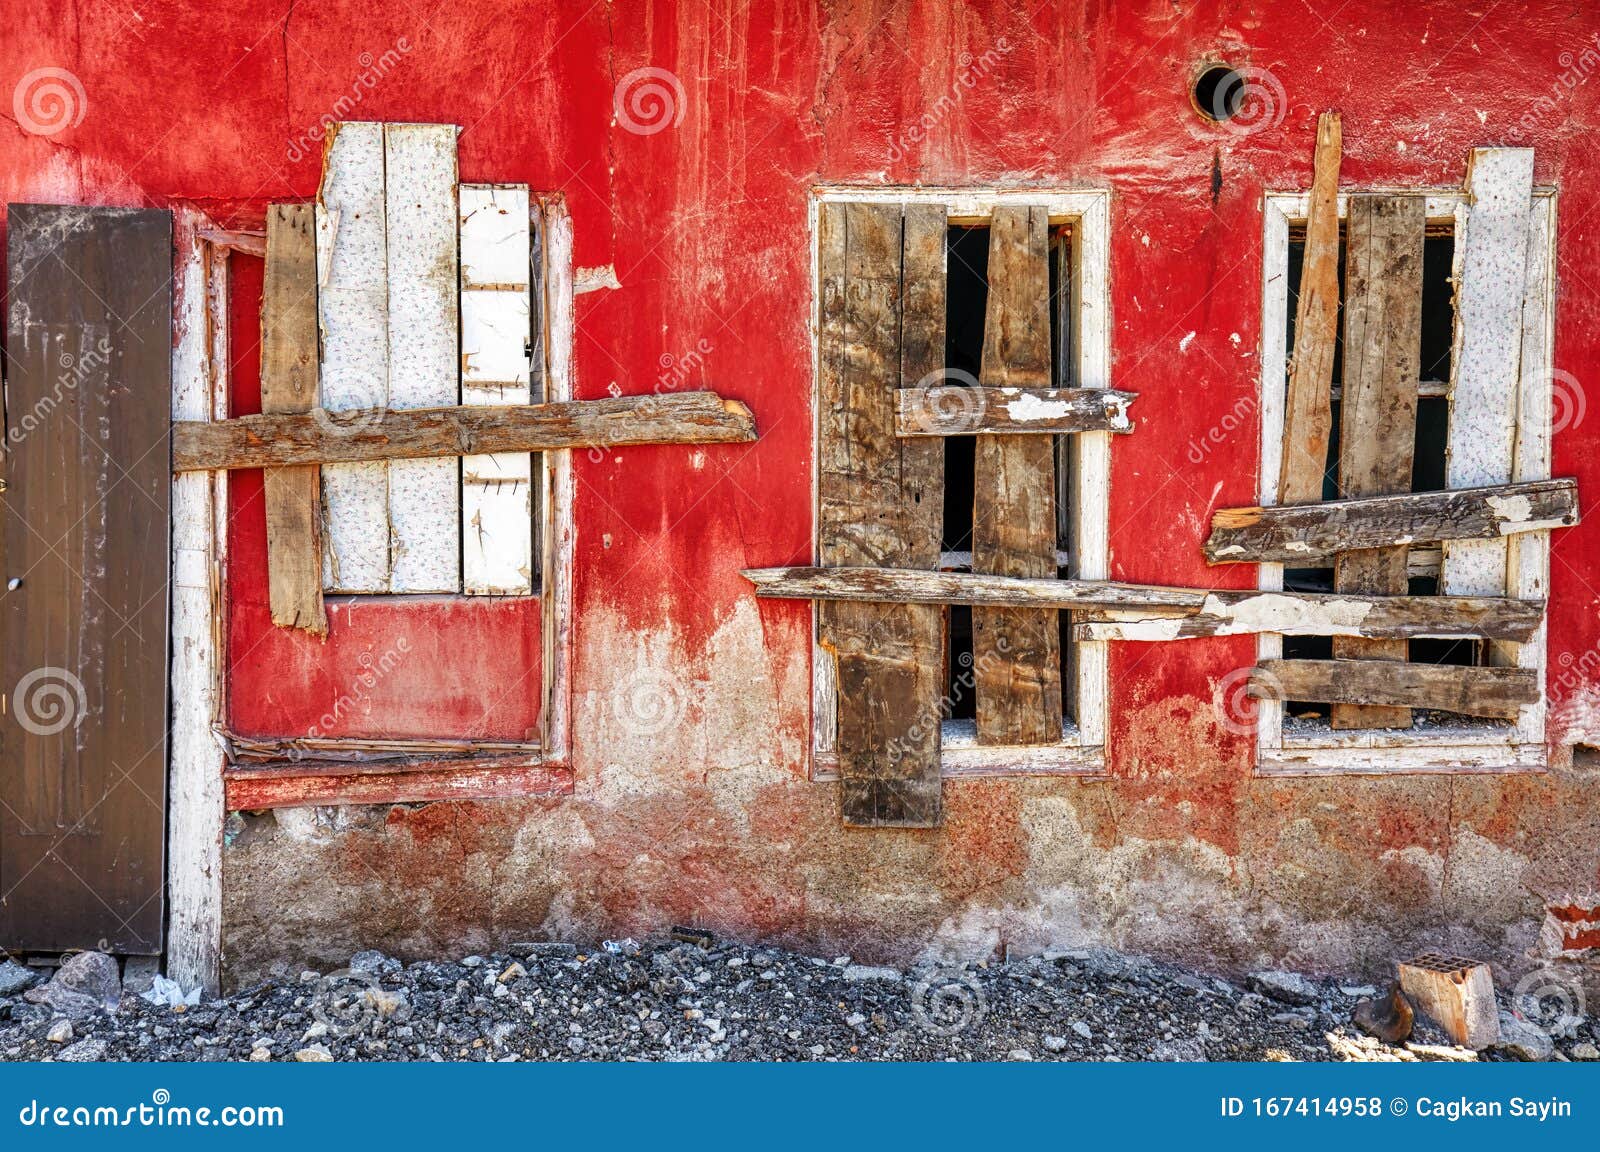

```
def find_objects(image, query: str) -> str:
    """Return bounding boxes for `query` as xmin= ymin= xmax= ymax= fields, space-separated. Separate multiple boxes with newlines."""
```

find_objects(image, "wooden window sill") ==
xmin=813 ymin=720 xmax=1105 ymax=780
xmin=224 ymin=750 xmax=572 ymax=810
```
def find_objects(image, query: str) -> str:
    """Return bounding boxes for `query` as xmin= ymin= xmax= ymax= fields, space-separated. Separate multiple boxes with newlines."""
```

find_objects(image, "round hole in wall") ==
xmin=1192 ymin=65 xmax=1246 ymax=122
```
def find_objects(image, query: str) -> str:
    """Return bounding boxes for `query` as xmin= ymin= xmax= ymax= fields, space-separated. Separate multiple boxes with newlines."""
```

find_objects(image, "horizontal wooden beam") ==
xmin=173 ymin=392 xmax=757 ymax=471
xmin=1205 ymin=478 xmax=1578 ymax=564
xmin=746 ymin=566 xmax=1201 ymax=611
xmin=1074 ymin=590 xmax=1542 ymax=643
xmin=223 ymin=754 xmax=572 ymax=810
xmin=1248 ymin=659 xmax=1539 ymax=722
xmin=895 ymin=386 xmax=1135 ymax=437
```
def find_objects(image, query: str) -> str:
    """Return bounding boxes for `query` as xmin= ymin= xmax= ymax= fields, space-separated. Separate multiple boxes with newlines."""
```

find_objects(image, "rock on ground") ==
xmin=0 ymin=941 xmax=1591 ymax=1064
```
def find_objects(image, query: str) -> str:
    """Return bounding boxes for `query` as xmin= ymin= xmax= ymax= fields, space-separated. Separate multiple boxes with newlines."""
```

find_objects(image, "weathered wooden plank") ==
xmin=316 ymin=121 xmax=391 ymax=592
xmin=895 ymin=386 xmax=1135 ymax=436
xmin=1204 ymin=479 xmax=1578 ymax=563
xmin=385 ymin=123 xmax=461 ymax=592
xmin=1333 ymin=194 xmax=1426 ymax=729
xmin=1 ymin=205 xmax=171 ymax=953
xmin=748 ymin=567 xmax=1540 ymax=642
xmin=972 ymin=204 xmax=1061 ymax=744
xmin=1278 ymin=112 xmax=1342 ymax=506
xmin=461 ymin=184 xmax=534 ymax=595
xmin=173 ymin=392 xmax=757 ymax=470
xmin=817 ymin=201 xmax=945 ymax=827
xmin=1072 ymin=590 xmax=1540 ymax=643
xmin=1442 ymin=148 xmax=1535 ymax=599
xmin=750 ymin=567 xmax=1203 ymax=612
xmin=260 ymin=203 xmax=327 ymax=634
xmin=224 ymin=756 xmax=572 ymax=810
xmin=1249 ymin=659 xmax=1538 ymax=722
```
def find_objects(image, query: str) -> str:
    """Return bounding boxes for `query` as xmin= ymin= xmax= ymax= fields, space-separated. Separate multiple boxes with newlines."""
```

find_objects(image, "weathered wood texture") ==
xmin=1279 ymin=113 xmax=1342 ymax=507
xmin=1249 ymin=659 xmax=1538 ymax=721
xmin=260 ymin=204 xmax=327 ymax=633
xmin=224 ymin=755 xmax=572 ymax=810
xmin=749 ymin=568 xmax=1539 ymax=641
xmin=1 ymin=205 xmax=172 ymax=953
xmin=1333 ymin=194 xmax=1425 ymax=728
xmin=316 ymin=121 xmax=390 ymax=592
xmin=817 ymin=201 xmax=945 ymax=827
xmin=173 ymin=392 xmax=757 ymax=470
xmin=384 ymin=123 xmax=461 ymax=592
xmin=1073 ymin=590 xmax=1540 ymax=643
xmin=460 ymin=184 xmax=535 ymax=595
xmin=895 ymin=386 xmax=1135 ymax=436
xmin=1204 ymin=479 xmax=1578 ymax=563
xmin=972 ymin=205 xmax=1061 ymax=744
xmin=1443 ymin=149 xmax=1535 ymax=600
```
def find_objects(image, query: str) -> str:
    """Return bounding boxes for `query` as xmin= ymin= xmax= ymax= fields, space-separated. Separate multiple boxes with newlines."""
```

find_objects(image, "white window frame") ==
xmin=807 ymin=188 xmax=1112 ymax=778
xmin=1255 ymin=188 xmax=1555 ymax=776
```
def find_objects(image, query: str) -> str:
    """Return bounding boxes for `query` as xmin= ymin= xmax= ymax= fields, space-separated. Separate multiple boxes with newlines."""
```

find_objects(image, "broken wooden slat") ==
xmin=972 ymin=205 xmax=1061 ymax=745
xmin=895 ymin=386 xmax=1135 ymax=436
xmin=1398 ymin=954 xmax=1500 ymax=1049
xmin=817 ymin=201 xmax=945 ymax=827
xmin=460 ymin=184 xmax=535 ymax=595
xmin=1248 ymin=659 xmax=1538 ymax=722
xmin=385 ymin=123 xmax=461 ymax=593
xmin=197 ymin=226 xmax=267 ymax=257
xmin=1333 ymin=194 xmax=1426 ymax=729
xmin=260 ymin=204 xmax=327 ymax=634
xmin=1071 ymin=590 xmax=1540 ymax=643
xmin=1204 ymin=478 xmax=1579 ymax=564
xmin=316 ymin=121 xmax=391 ymax=593
xmin=750 ymin=566 xmax=1204 ymax=612
xmin=172 ymin=393 xmax=757 ymax=470
xmin=1278 ymin=112 xmax=1342 ymax=506
xmin=1443 ymin=148 xmax=1536 ymax=600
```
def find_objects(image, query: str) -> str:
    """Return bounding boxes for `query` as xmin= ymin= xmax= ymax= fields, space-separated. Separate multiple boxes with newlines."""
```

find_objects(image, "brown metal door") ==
xmin=1 ymin=204 xmax=172 ymax=954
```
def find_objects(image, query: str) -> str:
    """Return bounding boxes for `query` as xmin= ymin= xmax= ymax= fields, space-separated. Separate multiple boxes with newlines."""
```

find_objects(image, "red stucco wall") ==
xmin=4 ymin=0 xmax=1599 ymax=982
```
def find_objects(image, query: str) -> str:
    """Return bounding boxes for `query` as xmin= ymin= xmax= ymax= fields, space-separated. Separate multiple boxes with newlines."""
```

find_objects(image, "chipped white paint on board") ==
xmin=1442 ymin=148 xmax=1535 ymax=599
xmin=460 ymin=184 xmax=534 ymax=595
xmin=317 ymin=121 xmax=391 ymax=592
xmin=385 ymin=123 xmax=461 ymax=592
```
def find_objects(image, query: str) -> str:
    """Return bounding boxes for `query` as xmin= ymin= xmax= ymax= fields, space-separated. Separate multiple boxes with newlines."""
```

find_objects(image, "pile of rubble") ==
xmin=0 ymin=939 xmax=1591 ymax=1063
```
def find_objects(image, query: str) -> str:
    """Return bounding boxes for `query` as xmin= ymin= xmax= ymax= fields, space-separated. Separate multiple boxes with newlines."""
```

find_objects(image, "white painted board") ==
xmin=385 ymin=123 xmax=461 ymax=592
xmin=1442 ymin=148 xmax=1535 ymax=599
xmin=460 ymin=184 xmax=534 ymax=594
xmin=316 ymin=120 xmax=391 ymax=592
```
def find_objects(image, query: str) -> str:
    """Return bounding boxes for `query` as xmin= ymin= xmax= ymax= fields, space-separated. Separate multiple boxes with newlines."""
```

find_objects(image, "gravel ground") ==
xmin=1 ymin=939 xmax=1593 ymax=1063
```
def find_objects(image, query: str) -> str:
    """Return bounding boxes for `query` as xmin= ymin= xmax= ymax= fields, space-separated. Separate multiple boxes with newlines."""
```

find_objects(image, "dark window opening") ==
xmin=941 ymin=222 xmax=1075 ymax=725
xmin=1282 ymin=221 xmax=1490 ymax=726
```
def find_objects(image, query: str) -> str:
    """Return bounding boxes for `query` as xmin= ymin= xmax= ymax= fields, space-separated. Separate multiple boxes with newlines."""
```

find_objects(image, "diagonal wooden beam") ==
xmin=172 ymin=392 xmax=757 ymax=471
